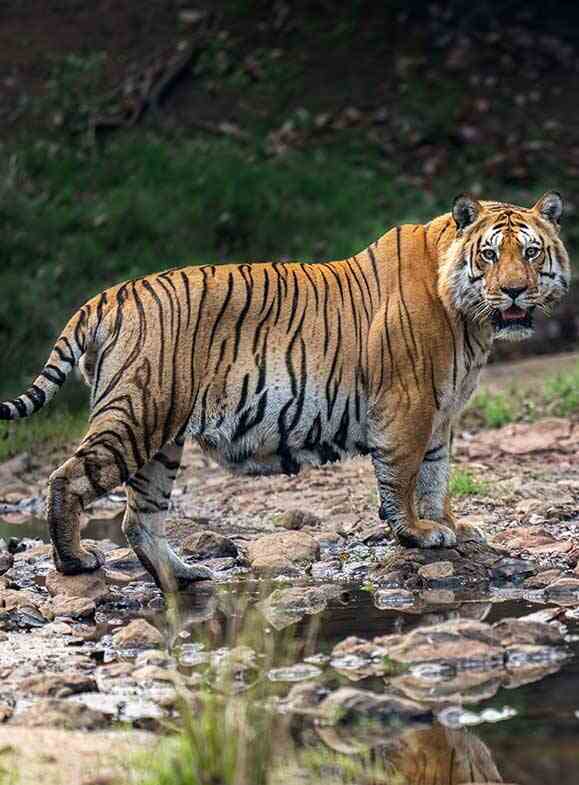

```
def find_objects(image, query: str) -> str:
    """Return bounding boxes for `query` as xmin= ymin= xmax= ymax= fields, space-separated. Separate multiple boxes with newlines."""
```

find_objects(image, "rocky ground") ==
xmin=0 ymin=376 xmax=578 ymax=782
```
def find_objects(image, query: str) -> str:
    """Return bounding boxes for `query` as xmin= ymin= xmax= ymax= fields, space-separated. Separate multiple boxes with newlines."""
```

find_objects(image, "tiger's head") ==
xmin=441 ymin=192 xmax=570 ymax=341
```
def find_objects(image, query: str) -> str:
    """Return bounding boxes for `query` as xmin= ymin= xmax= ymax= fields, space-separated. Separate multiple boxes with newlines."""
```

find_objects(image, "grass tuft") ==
xmin=449 ymin=468 xmax=489 ymax=498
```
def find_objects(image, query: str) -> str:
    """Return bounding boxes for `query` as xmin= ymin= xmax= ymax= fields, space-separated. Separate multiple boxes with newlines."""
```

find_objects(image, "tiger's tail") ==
xmin=0 ymin=307 xmax=91 ymax=420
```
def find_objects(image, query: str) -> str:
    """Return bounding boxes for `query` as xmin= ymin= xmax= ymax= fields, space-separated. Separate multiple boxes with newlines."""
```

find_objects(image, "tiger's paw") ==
xmin=54 ymin=543 xmax=106 ymax=575
xmin=397 ymin=519 xmax=457 ymax=549
xmin=456 ymin=520 xmax=486 ymax=543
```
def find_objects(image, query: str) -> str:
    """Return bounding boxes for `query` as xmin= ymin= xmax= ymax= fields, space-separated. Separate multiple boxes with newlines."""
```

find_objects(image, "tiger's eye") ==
xmin=481 ymin=248 xmax=497 ymax=262
xmin=525 ymin=246 xmax=540 ymax=260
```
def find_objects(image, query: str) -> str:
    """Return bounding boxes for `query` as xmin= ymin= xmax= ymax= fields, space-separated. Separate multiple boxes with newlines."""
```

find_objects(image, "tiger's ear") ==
xmin=452 ymin=194 xmax=482 ymax=234
xmin=533 ymin=191 xmax=563 ymax=225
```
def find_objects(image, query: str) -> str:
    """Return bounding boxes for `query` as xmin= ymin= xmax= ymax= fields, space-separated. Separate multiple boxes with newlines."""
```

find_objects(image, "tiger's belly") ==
xmin=186 ymin=389 xmax=370 ymax=476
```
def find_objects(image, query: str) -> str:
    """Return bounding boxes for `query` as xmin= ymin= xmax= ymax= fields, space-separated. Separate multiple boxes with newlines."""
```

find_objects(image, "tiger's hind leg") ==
xmin=122 ymin=435 xmax=213 ymax=590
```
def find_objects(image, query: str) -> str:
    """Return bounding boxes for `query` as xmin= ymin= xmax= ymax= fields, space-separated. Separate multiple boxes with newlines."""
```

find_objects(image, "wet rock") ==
xmin=0 ymin=587 xmax=44 ymax=612
xmin=268 ymin=663 xmax=322 ymax=682
xmin=11 ymin=699 xmax=109 ymax=730
xmin=19 ymin=672 xmax=97 ymax=698
xmin=418 ymin=561 xmax=455 ymax=580
xmin=0 ymin=452 xmax=31 ymax=477
xmin=545 ymin=576 xmax=579 ymax=596
xmin=38 ymin=621 xmax=74 ymax=636
xmin=491 ymin=557 xmax=536 ymax=581
xmin=182 ymin=531 xmax=238 ymax=560
xmin=373 ymin=589 xmax=416 ymax=609
xmin=370 ymin=540 xmax=517 ymax=588
xmin=393 ymin=668 xmax=504 ymax=706
xmin=316 ymin=687 xmax=430 ymax=735
xmin=310 ymin=560 xmax=342 ymax=579
xmin=522 ymin=568 xmax=562 ymax=589
xmin=46 ymin=570 xmax=109 ymax=603
xmin=51 ymin=595 xmax=96 ymax=620
xmin=276 ymin=509 xmax=321 ymax=530
xmin=358 ymin=524 xmax=389 ymax=544
xmin=0 ymin=550 xmax=13 ymax=575
xmin=246 ymin=531 xmax=319 ymax=577
xmin=493 ymin=618 xmax=564 ymax=647
xmin=281 ymin=681 xmax=328 ymax=714
xmin=112 ymin=619 xmax=163 ymax=650
xmin=260 ymin=584 xmax=344 ymax=629
xmin=387 ymin=620 xmax=504 ymax=668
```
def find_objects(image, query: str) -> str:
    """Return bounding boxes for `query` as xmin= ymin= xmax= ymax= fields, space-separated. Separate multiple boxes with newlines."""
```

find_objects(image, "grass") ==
xmin=544 ymin=364 xmax=579 ymax=416
xmin=464 ymin=362 xmax=579 ymax=430
xmin=0 ymin=403 xmax=87 ymax=463
xmin=449 ymin=468 xmax=489 ymax=498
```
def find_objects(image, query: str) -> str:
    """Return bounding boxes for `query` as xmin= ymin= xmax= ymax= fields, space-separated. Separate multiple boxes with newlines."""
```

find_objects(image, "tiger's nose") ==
xmin=501 ymin=286 xmax=527 ymax=301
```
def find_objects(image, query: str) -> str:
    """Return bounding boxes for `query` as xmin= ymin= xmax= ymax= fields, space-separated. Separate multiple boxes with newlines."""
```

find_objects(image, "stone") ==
xmin=387 ymin=620 xmax=504 ymax=668
xmin=491 ymin=558 xmax=536 ymax=581
xmin=0 ymin=551 xmax=13 ymax=575
xmin=282 ymin=681 xmax=327 ymax=714
xmin=317 ymin=687 xmax=428 ymax=725
xmin=11 ymin=699 xmax=108 ymax=730
xmin=546 ymin=577 xmax=579 ymax=594
xmin=246 ymin=531 xmax=319 ymax=577
xmin=112 ymin=619 xmax=163 ymax=649
xmin=19 ymin=672 xmax=97 ymax=698
xmin=373 ymin=589 xmax=416 ymax=610
xmin=418 ymin=561 xmax=455 ymax=580
xmin=45 ymin=570 xmax=109 ymax=603
xmin=522 ymin=569 xmax=562 ymax=589
xmin=260 ymin=585 xmax=344 ymax=629
xmin=51 ymin=595 xmax=96 ymax=619
xmin=182 ymin=531 xmax=238 ymax=560
xmin=493 ymin=618 xmax=564 ymax=647
xmin=0 ymin=452 xmax=31 ymax=477
xmin=276 ymin=509 xmax=321 ymax=530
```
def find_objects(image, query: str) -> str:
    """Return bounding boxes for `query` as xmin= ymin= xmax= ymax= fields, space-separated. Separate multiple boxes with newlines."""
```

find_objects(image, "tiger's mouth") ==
xmin=491 ymin=305 xmax=535 ymax=332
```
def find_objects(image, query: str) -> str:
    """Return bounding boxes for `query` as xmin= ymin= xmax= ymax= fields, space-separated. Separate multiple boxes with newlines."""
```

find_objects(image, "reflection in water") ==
xmin=0 ymin=514 xmax=126 ymax=546
xmin=147 ymin=585 xmax=578 ymax=785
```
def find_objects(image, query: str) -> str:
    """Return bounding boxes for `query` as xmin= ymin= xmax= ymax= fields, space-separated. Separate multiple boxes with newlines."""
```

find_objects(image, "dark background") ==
xmin=1 ymin=0 xmax=578 ymax=402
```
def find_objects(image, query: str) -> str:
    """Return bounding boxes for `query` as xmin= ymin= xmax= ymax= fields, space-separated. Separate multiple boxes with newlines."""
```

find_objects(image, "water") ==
xmin=3 ymin=514 xmax=578 ymax=783
xmin=124 ymin=584 xmax=578 ymax=785
xmin=0 ymin=514 xmax=125 ymax=546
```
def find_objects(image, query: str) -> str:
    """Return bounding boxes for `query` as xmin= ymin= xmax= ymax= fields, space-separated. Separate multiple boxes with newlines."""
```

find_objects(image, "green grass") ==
xmin=464 ymin=362 xmax=579 ymax=430
xmin=449 ymin=468 xmax=489 ymax=498
xmin=0 ymin=405 xmax=87 ymax=462
xmin=466 ymin=389 xmax=516 ymax=429
xmin=543 ymin=363 xmax=579 ymax=416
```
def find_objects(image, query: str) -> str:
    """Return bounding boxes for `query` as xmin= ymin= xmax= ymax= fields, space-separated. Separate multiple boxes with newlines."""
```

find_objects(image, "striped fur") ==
xmin=0 ymin=193 xmax=570 ymax=587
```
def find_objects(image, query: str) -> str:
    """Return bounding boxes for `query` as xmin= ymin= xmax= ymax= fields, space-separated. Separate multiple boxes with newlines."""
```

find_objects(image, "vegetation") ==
xmin=465 ymin=362 xmax=579 ymax=430
xmin=449 ymin=468 xmax=489 ymax=498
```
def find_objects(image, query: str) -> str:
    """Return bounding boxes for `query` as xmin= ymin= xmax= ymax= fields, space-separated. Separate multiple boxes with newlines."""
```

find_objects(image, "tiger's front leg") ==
xmin=416 ymin=425 xmax=486 ymax=544
xmin=369 ymin=408 xmax=457 ymax=549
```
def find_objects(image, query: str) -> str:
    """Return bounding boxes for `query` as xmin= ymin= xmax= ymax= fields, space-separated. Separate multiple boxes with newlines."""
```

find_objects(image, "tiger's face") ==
xmin=444 ymin=192 xmax=571 ymax=341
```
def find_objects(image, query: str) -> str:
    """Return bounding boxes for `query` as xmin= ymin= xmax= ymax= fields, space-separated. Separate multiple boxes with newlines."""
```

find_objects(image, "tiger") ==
xmin=0 ymin=192 xmax=570 ymax=590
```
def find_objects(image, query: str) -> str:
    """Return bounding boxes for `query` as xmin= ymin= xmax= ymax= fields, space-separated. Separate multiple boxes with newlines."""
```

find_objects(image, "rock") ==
xmin=515 ymin=498 xmax=545 ymax=516
xmin=260 ymin=585 xmax=344 ymax=629
xmin=493 ymin=618 xmax=564 ymax=647
xmin=112 ymin=619 xmax=163 ymax=649
xmin=276 ymin=509 xmax=321 ymax=530
xmin=317 ymin=687 xmax=429 ymax=726
xmin=182 ymin=531 xmax=238 ymax=560
xmin=11 ymin=699 xmax=109 ymax=730
xmin=522 ymin=569 xmax=562 ymax=589
xmin=358 ymin=524 xmax=389 ymax=544
xmin=51 ymin=595 xmax=96 ymax=619
xmin=0 ymin=452 xmax=31 ymax=477
xmin=418 ymin=561 xmax=455 ymax=580
xmin=282 ymin=681 xmax=328 ymax=714
xmin=387 ymin=620 xmax=504 ymax=668
xmin=246 ymin=531 xmax=319 ymax=577
xmin=0 ymin=550 xmax=13 ymax=575
xmin=491 ymin=558 xmax=536 ymax=581
xmin=0 ymin=588 xmax=44 ymax=612
xmin=545 ymin=577 xmax=579 ymax=595
xmin=45 ymin=570 xmax=109 ymax=603
xmin=373 ymin=589 xmax=416 ymax=609
xmin=19 ymin=672 xmax=97 ymax=698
